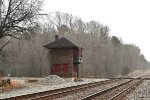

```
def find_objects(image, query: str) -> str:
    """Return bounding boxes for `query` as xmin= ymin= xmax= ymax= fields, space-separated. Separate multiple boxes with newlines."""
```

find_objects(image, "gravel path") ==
xmin=127 ymin=70 xmax=150 ymax=78
xmin=127 ymin=80 xmax=150 ymax=100
xmin=0 ymin=77 xmax=107 ymax=99
xmin=1 ymin=70 xmax=149 ymax=99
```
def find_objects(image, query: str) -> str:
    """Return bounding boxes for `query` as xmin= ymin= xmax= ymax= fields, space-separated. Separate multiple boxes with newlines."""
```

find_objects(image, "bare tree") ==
xmin=0 ymin=0 xmax=43 ymax=50
xmin=1 ymin=11 xmax=149 ymax=77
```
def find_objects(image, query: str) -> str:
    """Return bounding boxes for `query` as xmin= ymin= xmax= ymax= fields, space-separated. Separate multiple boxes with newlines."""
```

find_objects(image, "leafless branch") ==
xmin=0 ymin=41 xmax=11 ymax=51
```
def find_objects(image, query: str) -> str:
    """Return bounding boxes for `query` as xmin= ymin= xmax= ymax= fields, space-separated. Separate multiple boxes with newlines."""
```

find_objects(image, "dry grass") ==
xmin=0 ymin=80 xmax=24 ymax=93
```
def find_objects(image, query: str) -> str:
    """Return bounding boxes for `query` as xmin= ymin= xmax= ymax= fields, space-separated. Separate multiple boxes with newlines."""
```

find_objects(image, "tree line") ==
xmin=0 ymin=1 xmax=149 ymax=77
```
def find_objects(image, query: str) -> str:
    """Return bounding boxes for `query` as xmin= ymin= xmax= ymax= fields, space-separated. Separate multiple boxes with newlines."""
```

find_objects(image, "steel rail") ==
xmin=80 ymin=73 xmax=150 ymax=100
xmin=108 ymin=79 xmax=143 ymax=100
xmin=80 ymin=79 xmax=134 ymax=100
xmin=4 ymin=79 xmax=117 ymax=100
xmin=4 ymin=72 xmax=150 ymax=100
xmin=30 ymin=79 xmax=120 ymax=100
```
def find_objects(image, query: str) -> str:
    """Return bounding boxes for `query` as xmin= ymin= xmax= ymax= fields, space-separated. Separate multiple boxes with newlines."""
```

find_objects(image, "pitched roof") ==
xmin=44 ymin=38 xmax=79 ymax=49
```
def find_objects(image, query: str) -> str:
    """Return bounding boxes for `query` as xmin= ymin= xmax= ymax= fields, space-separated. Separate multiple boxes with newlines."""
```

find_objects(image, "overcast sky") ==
xmin=43 ymin=0 xmax=150 ymax=61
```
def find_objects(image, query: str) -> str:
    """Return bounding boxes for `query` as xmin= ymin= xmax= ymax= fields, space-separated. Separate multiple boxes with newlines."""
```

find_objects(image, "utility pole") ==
xmin=0 ymin=0 xmax=2 ymax=25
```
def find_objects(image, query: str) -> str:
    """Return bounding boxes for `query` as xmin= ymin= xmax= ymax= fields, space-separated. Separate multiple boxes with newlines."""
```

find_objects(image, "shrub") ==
xmin=122 ymin=66 xmax=130 ymax=76
xmin=0 ymin=70 xmax=4 ymax=77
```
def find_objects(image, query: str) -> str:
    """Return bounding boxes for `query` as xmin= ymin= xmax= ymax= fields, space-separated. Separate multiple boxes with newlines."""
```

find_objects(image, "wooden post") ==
xmin=77 ymin=65 xmax=79 ymax=79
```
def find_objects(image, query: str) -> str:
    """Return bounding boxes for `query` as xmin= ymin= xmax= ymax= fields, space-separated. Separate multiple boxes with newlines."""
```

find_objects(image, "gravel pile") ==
xmin=37 ymin=75 xmax=66 ymax=85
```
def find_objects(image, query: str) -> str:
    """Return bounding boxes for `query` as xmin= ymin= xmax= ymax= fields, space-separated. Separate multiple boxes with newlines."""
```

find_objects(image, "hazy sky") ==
xmin=43 ymin=0 xmax=150 ymax=61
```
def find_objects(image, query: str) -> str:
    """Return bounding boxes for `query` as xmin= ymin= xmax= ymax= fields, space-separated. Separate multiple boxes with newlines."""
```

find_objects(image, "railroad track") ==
xmin=4 ymin=73 xmax=150 ymax=100
xmin=80 ymin=79 xmax=143 ymax=100
xmin=80 ymin=73 xmax=150 ymax=100
xmin=4 ymin=79 xmax=120 ymax=100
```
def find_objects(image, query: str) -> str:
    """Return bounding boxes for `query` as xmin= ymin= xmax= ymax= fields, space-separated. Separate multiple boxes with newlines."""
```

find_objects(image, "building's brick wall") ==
xmin=51 ymin=49 xmax=73 ymax=64
xmin=50 ymin=49 xmax=76 ymax=77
